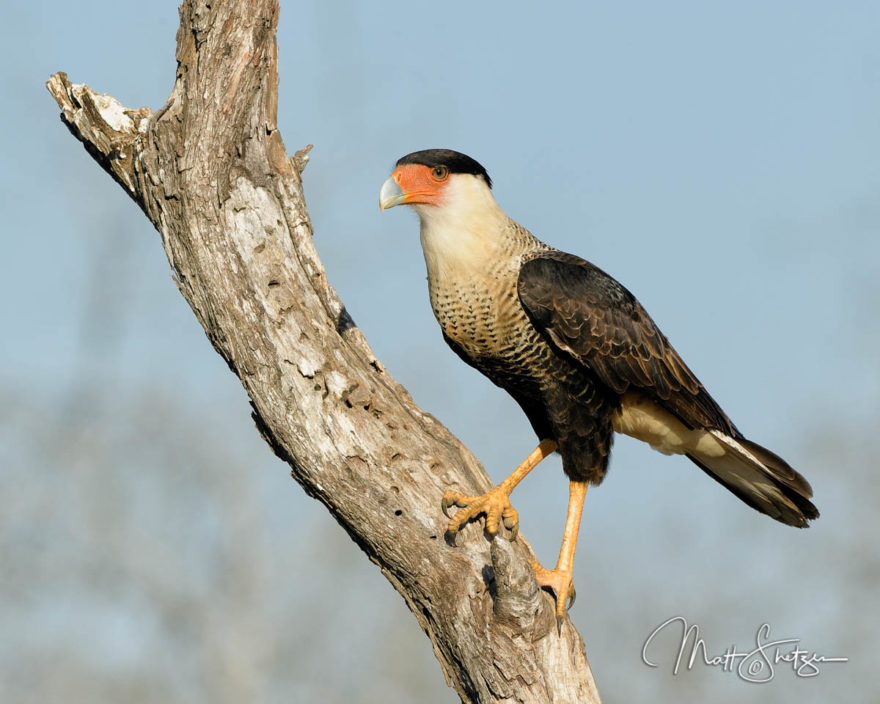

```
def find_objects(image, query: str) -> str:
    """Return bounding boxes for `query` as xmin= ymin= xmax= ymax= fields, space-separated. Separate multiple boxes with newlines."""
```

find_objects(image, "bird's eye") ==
xmin=432 ymin=165 xmax=449 ymax=181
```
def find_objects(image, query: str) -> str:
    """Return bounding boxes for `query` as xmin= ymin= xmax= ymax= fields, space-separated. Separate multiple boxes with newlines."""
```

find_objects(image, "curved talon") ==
xmin=441 ymin=490 xmax=471 ymax=520
xmin=530 ymin=560 xmax=576 ymax=631
xmin=502 ymin=505 xmax=519 ymax=540
xmin=444 ymin=527 xmax=460 ymax=546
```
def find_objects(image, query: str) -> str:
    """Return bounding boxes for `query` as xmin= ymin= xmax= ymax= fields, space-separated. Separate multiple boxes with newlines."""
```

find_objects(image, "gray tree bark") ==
xmin=46 ymin=1 xmax=602 ymax=701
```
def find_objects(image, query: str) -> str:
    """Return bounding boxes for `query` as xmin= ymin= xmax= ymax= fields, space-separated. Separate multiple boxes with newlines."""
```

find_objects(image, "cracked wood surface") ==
xmin=46 ymin=1 xmax=601 ymax=701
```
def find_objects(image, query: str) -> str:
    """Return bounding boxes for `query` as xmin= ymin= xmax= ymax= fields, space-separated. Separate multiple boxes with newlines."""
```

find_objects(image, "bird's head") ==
xmin=379 ymin=149 xmax=493 ymax=217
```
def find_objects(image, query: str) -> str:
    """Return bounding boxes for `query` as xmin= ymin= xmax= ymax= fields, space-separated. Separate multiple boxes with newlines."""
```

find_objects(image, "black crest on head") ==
xmin=396 ymin=149 xmax=492 ymax=188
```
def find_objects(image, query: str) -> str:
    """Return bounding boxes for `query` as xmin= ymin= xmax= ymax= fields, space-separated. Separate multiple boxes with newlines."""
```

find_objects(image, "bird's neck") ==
xmin=414 ymin=190 xmax=524 ymax=287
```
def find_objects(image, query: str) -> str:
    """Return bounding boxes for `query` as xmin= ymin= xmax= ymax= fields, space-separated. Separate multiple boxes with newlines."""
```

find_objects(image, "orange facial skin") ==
xmin=391 ymin=163 xmax=450 ymax=206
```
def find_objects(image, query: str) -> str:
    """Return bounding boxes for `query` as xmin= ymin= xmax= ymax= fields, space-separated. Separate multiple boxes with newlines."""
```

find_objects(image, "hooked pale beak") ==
xmin=379 ymin=176 xmax=407 ymax=211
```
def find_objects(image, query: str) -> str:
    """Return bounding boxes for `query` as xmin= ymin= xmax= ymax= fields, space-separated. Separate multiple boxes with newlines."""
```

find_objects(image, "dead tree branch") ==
xmin=46 ymin=1 xmax=601 ymax=701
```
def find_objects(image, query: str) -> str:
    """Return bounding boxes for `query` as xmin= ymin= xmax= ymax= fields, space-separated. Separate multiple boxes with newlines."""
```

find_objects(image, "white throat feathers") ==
xmin=412 ymin=173 xmax=509 ymax=286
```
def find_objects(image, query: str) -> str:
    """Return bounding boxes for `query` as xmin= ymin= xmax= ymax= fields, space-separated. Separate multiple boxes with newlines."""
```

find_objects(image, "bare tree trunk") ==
xmin=46 ymin=1 xmax=601 ymax=701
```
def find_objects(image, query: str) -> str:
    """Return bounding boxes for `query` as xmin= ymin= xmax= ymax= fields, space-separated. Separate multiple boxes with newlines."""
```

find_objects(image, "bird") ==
xmin=379 ymin=148 xmax=818 ymax=627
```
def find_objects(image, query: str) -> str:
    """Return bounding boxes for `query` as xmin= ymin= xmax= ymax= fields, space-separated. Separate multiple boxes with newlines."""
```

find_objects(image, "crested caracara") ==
xmin=379 ymin=148 xmax=818 ymax=627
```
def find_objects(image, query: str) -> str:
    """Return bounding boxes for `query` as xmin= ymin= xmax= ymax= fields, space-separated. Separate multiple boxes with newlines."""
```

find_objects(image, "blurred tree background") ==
xmin=2 ymin=1 xmax=877 ymax=701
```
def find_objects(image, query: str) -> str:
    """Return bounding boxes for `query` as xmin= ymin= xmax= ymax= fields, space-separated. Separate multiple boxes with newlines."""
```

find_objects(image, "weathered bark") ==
xmin=46 ymin=1 xmax=601 ymax=701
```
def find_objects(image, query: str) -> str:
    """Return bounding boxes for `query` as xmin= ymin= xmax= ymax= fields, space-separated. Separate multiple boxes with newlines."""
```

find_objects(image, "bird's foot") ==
xmin=441 ymin=486 xmax=519 ymax=541
xmin=529 ymin=560 xmax=576 ymax=632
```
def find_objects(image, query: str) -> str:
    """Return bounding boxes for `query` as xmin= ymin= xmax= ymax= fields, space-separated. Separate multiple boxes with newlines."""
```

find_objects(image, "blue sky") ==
xmin=3 ymin=1 xmax=878 ymax=425
xmin=2 ymin=1 xmax=878 ymax=701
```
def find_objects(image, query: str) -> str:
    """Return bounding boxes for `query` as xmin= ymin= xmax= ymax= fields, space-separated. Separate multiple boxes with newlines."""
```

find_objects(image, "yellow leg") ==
xmin=531 ymin=480 xmax=588 ymax=631
xmin=442 ymin=439 xmax=557 ymax=540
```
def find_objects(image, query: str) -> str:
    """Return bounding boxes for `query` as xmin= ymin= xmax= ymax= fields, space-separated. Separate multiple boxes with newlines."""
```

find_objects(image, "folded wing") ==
xmin=517 ymin=251 xmax=818 ymax=526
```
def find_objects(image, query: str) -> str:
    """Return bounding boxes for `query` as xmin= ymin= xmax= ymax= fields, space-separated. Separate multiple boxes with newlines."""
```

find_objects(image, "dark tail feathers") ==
xmin=688 ymin=432 xmax=819 ymax=528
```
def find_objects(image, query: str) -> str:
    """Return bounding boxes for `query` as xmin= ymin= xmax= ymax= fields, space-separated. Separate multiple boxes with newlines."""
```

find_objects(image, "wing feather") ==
xmin=517 ymin=251 xmax=737 ymax=434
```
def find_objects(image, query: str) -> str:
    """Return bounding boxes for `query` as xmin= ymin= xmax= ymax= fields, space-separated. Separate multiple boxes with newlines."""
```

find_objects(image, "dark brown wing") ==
xmin=517 ymin=250 xmax=738 ymax=435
